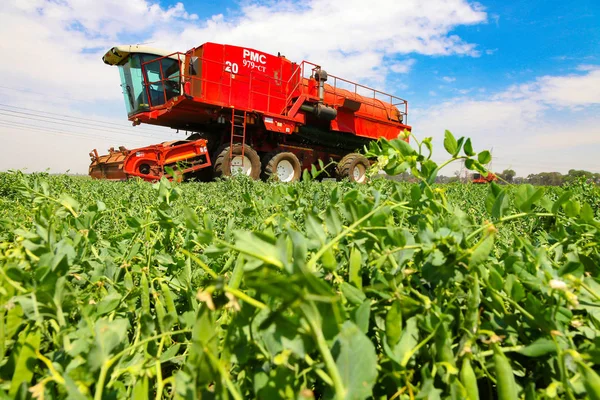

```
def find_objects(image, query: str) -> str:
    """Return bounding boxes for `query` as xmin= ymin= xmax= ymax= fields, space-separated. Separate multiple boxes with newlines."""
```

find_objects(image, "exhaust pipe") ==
xmin=301 ymin=68 xmax=337 ymax=121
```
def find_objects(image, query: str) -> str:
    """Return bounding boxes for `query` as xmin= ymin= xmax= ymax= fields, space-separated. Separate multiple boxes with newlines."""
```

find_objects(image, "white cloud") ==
xmin=0 ymin=0 xmax=488 ymax=97
xmin=442 ymin=76 xmax=456 ymax=83
xmin=0 ymin=1 xmax=199 ymax=102
xmin=390 ymin=59 xmax=417 ymax=74
xmin=413 ymin=65 xmax=600 ymax=175
xmin=146 ymin=0 xmax=487 ymax=83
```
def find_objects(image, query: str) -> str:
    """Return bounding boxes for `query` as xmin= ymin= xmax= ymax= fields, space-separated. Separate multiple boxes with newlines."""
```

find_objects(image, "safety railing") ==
xmin=282 ymin=61 xmax=409 ymax=124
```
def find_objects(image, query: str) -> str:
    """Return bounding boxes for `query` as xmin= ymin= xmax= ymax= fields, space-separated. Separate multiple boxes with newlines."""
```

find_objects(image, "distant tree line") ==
xmin=501 ymin=169 xmax=600 ymax=186
xmin=384 ymin=169 xmax=600 ymax=186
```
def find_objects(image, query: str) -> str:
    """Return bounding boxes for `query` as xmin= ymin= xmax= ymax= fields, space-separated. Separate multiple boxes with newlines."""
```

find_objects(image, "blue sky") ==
xmin=408 ymin=0 xmax=599 ymax=107
xmin=0 ymin=0 xmax=598 ymax=176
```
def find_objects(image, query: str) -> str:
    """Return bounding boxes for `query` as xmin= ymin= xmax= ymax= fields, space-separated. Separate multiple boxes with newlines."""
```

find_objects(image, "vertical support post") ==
xmin=142 ymin=63 xmax=152 ymax=108
xmin=158 ymin=60 xmax=167 ymax=105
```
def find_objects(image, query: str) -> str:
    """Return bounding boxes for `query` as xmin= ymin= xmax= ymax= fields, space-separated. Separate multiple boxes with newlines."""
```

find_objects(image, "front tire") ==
xmin=213 ymin=144 xmax=261 ymax=180
xmin=263 ymin=152 xmax=302 ymax=182
xmin=336 ymin=153 xmax=369 ymax=183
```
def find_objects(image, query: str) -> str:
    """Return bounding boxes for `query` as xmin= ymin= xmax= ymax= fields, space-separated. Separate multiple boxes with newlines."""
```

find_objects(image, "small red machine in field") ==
xmin=472 ymin=172 xmax=498 ymax=184
xmin=91 ymin=42 xmax=411 ymax=182
xmin=89 ymin=139 xmax=210 ymax=182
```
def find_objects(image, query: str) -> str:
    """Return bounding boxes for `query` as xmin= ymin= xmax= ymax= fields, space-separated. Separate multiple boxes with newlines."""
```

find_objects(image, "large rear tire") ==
xmin=336 ymin=153 xmax=369 ymax=183
xmin=214 ymin=144 xmax=261 ymax=180
xmin=263 ymin=152 xmax=302 ymax=182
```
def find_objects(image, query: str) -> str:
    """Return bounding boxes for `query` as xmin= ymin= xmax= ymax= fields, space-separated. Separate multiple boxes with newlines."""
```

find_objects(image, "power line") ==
xmin=0 ymin=85 xmax=95 ymax=104
xmin=0 ymin=108 xmax=176 ymax=138
xmin=0 ymin=103 xmax=173 ymax=134
xmin=0 ymin=111 xmax=177 ymax=142
xmin=0 ymin=120 xmax=150 ymax=145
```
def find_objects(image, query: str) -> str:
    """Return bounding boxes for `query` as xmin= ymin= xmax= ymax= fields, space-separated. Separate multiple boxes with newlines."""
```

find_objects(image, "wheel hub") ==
xmin=276 ymin=159 xmax=295 ymax=182
xmin=231 ymin=155 xmax=252 ymax=176
xmin=353 ymin=164 xmax=366 ymax=183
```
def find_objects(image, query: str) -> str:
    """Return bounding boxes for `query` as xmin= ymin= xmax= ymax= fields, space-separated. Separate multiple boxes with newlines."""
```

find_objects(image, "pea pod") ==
xmin=140 ymin=272 xmax=150 ymax=315
xmin=523 ymin=382 xmax=536 ymax=400
xmin=155 ymin=296 xmax=167 ymax=332
xmin=435 ymin=321 xmax=455 ymax=368
xmin=161 ymin=283 xmax=177 ymax=317
xmin=124 ymin=270 xmax=133 ymax=290
xmin=460 ymin=357 xmax=479 ymax=400
xmin=489 ymin=289 xmax=507 ymax=314
xmin=493 ymin=344 xmax=518 ymax=400
xmin=228 ymin=257 xmax=245 ymax=290
xmin=465 ymin=277 xmax=480 ymax=336
xmin=577 ymin=361 xmax=600 ymax=400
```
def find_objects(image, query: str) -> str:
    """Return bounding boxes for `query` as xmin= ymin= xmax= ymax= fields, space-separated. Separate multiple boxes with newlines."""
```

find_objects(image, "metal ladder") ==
xmin=229 ymin=108 xmax=247 ymax=168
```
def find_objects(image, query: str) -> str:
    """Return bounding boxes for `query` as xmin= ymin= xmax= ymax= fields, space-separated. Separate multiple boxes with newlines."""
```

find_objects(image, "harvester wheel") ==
xmin=263 ymin=152 xmax=302 ymax=182
xmin=336 ymin=153 xmax=369 ymax=183
xmin=213 ymin=144 xmax=261 ymax=180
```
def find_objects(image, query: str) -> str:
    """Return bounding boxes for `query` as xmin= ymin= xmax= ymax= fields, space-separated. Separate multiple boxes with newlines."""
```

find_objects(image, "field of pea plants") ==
xmin=1 ymin=132 xmax=599 ymax=400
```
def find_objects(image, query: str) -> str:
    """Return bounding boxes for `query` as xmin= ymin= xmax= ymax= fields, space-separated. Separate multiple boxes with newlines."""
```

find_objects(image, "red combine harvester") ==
xmin=90 ymin=43 xmax=411 ymax=182
xmin=472 ymin=172 xmax=498 ymax=184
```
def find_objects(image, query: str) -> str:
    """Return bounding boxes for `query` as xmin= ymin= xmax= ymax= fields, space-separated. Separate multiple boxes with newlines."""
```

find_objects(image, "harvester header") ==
xmin=91 ymin=42 xmax=411 ymax=183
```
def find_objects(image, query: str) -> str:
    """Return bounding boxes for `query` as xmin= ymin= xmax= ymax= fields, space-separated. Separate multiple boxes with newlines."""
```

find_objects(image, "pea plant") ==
xmin=0 ymin=131 xmax=599 ymax=399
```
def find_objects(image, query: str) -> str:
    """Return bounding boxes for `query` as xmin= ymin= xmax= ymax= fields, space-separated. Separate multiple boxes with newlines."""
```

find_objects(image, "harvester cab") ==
xmin=102 ymin=45 xmax=182 ymax=116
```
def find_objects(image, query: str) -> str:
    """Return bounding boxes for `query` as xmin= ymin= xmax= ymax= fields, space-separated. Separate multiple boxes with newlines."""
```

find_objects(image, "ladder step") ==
xmin=233 ymin=124 xmax=245 ymax=128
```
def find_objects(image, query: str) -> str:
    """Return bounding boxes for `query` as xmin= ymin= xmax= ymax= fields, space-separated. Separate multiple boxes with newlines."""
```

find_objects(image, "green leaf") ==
xmin=96 ymin=292 xmax=122 ymax=316
xmin=234 ymin=231 xmax=283 ymax=268
xmin=352 ymin=301 xmax=371 ymax=334
xmin=455 ymin=137 xmax=465 ymax=157
xmin=469 ymin=234 xmax=495 ymax=267
xmin=564 ymin=200 xmax=581 ymax=218
xmin=514 ymin=184 xmax=545 ymax=212
xmin=132 ymin=376 xmax=149 ymax=400
xmin=477 ymin=150 xmax=491 ymax=165
xmin=485 ymin=182 xmax=504 ymax=215
xmin=385 ymin=300 xmax=403 ymax=347
xmin=492 ymin=191 xmax=509 ymax=219
xmin=552 ymin=191 xmax=572 ymax=213
xmin=325 ymin=206 xmax=343 ymax=236
xmin=393 ymin=316 xmax=419 ymax=367
xmin=581 ymin=203 xmax=594 ymax=223
xmin=88 ymin=318 xmax=130 ymax=371
xmin=444 ymin=130 xmax=458 ymax=156
xmin=389 ymin=138 xmax=416 ymax=156
xmin=349 ymin=246 xmax=362 ymax=289
xmin=9 ymin=329 xmax=41 ymax=397
xmin=464 ymin=138 xmax=475 ymax=156
xmin=341 ymin=282 xmax=366 ymax=306
xmin=332 ymin=321 xmax=378 ymax=400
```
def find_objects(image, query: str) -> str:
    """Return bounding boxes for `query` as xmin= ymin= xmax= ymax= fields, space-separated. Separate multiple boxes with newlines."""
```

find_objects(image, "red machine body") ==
xmin=472 ymin=172 xmax=498 ymax=184
xmin=97 ymin=42 xmax=411 ymax=182
xmin=89 ymin=139 xmax=210 ymax=182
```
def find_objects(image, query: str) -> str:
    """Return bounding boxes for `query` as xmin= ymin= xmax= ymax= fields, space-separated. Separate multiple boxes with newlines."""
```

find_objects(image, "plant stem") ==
xmin=224 ymin=286 xmax=266 ymax=309
xmin=466 ymin=212 xmax=555 ymax=242
xmin=94 ymin=329 xmax=192 ymax=400
xmin=301 ymin=303 xmax=346 ymax=400
xmin=155 ymin=336 xmax=166 ymax=400
xmin=308 ymin=201 xmax=406 ymax=270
